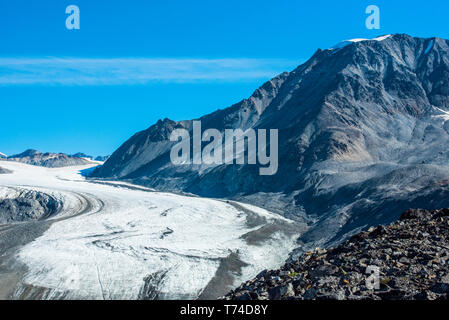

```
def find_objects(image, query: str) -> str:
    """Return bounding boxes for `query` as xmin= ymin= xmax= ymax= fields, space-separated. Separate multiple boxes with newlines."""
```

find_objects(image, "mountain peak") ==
xmin=11 ymin=149 xmax=41 ymax=158
xmin=71 ymin=152 xmax=93 ymax=159
xmin=92 ymin=34 xmax=449 ymax=247
xmin=330 ymin=34 xmax=393 ymax=50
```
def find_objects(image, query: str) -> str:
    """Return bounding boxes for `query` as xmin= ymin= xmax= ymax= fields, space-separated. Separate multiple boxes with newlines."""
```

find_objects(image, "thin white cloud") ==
xmin=0 ymin=57 xmax=299 ymax=85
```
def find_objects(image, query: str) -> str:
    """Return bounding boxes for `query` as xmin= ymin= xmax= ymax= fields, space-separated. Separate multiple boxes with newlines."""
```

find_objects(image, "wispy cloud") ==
xmin=0 ymin=57 xmax=299 ymax=86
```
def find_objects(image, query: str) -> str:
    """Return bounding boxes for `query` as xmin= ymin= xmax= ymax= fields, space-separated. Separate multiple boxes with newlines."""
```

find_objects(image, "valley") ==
xmin=0 ymin=161 xmax=305 ymax=299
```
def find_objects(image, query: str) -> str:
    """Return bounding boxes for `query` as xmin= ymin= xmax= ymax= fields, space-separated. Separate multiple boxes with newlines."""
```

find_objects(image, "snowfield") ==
xmin=0 ymin=161 xmax=301 ymax=300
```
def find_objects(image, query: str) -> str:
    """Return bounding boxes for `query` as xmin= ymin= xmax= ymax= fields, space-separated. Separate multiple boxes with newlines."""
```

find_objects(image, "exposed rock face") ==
xmin=0 ymin=167 xmax=12 ymax=174
xmin=92 ymin=34 xmax=449 ymax=247
xmin=7 ymin=149 xmax=91 ymax=168
xmin=223 ymin=208 xmax=449 ymax=300
xmin=0 ymin=188 xmax=62 ymax=223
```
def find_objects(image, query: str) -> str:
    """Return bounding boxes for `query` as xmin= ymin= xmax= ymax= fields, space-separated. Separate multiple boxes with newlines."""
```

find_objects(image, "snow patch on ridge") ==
xmin=330 ymin=35 xmax=392 ymax=50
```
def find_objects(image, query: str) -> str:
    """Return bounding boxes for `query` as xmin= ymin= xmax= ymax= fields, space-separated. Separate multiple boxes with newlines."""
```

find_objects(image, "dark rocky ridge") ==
xmin=223 ymin=208 xmax=449 ymax=300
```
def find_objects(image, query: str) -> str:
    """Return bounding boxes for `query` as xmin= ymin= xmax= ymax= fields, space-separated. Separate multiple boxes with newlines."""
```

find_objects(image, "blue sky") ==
xmin=1 ymin=0 xmax=449 ymax=156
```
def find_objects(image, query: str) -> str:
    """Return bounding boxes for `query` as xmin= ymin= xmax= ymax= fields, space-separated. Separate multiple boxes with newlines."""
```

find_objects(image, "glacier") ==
xmin=0 ymin=161 xmax=303 ymax=299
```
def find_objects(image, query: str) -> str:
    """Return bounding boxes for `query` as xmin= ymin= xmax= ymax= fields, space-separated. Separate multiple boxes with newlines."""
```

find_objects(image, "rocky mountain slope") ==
xmin=6 ymin=149 xmax=91 ymax=168
xmin=223 ymin=208 xmax=449 ymax=300
xmin=92 ymin=34 xmax=449 ymax=249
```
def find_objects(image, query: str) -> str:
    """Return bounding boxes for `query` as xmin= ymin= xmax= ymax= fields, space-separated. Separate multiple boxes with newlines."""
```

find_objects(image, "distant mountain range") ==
xmin=1 ymin=150 xmax=110 ymax=168
xmin=93 ymin=34 xmax=449 ymax=248
xmin=71 ymin=152 xmax=93 ymax=160
xmin=0 ymin=167 xmax=11 ymax=174
xmin=71 ymin=153 xmax=109 ymax=162
xmin=6 ymin=149 xmax=91 ymax=168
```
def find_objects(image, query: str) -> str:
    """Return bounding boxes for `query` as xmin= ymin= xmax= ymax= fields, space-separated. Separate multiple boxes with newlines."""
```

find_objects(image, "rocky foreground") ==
xmin=223 ymin=208 xmax=449 ymax=300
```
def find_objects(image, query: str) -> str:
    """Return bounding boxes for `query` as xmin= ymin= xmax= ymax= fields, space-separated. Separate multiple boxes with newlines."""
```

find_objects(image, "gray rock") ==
xmin=303 ymin=288 xmax=317 ymax=300
xmin=430 ymin=283 xmax=449 ymax=294
xmin=268 ymin=283 xmax=294 ymax=300
xmin=309 ymin=265 xmax=339 ymax=280
xmin=7 ymin=149 xmax=91 ymax=168
xmin=234 ymin=292 xmax=252 ymax=300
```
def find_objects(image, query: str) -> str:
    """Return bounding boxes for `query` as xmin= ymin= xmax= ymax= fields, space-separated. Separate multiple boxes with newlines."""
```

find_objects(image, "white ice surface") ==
xmin=0 ymin=161 xmax=299 ymax=300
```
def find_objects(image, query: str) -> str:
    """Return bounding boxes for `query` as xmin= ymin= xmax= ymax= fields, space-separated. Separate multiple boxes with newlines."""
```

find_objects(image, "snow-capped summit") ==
xmin=330 ymin=34 xmax=392 ymax=50
xmin=0 ymin=152 xmax=7 ymax=159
